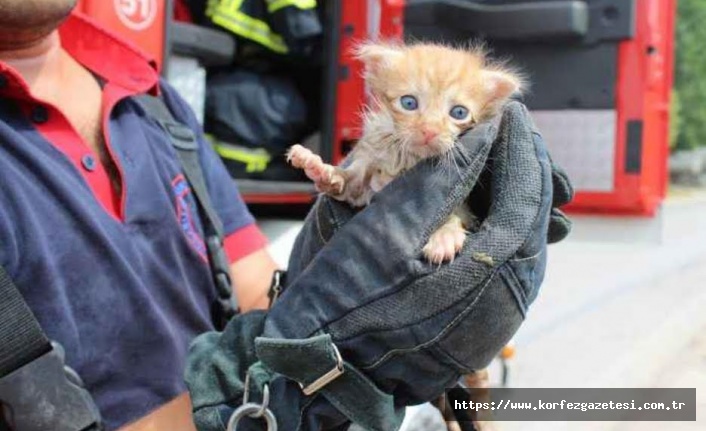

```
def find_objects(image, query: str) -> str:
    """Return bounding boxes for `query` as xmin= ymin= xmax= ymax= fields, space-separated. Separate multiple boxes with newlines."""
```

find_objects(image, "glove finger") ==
xmin=361 ymin=121 xmax=495 ymax=250
xmin=547 ymin=208 xmax=572 ymax=244
xmin=551 ymin=160 xmax=574 ymax=208
xmin=463 ymin=101 xmax=553 ymax=264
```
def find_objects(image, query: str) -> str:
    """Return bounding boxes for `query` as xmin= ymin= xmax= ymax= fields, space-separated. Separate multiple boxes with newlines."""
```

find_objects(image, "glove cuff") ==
xmin=255 ymin=334 xmax=404 ymax=431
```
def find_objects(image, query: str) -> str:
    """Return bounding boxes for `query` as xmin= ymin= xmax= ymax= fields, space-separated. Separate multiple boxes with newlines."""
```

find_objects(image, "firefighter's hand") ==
xmin=185 ymin=102 xmax=573 ymax=431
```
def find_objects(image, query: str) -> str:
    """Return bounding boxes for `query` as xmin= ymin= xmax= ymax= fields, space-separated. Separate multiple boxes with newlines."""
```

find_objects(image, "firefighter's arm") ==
xmin=230 ymin=248 xmax=279 ymax=312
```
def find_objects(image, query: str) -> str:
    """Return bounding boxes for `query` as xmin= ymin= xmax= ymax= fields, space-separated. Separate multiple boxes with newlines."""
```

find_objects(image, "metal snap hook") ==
xmin=226 ymin=402 xmax=277 ymax=431
xmin=242 ymin=375 xmax=270 ymax=415
xmin=252 ymin=384 xmax=270 ymax=418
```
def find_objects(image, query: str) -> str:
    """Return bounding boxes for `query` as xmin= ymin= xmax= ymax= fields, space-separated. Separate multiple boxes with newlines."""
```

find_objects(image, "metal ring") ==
xmin=226 ymin=403 xmax=277 ymax=431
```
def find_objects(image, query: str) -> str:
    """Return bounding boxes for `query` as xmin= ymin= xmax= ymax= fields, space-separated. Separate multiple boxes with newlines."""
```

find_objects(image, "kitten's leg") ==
xmin=342 ymin=160 xmax=375 ymax=207
xmin=422 ymin=206 xmax=472 ymax=264
xmin=434 ymin=369 xmax=494 ymax=431
xmin=463 ymin=369 xmax=496 ymax=431
xmin=287 ymin=145 xmax=371 ymax=206
xmin=287 ymin=145 xmax=346 ymax=195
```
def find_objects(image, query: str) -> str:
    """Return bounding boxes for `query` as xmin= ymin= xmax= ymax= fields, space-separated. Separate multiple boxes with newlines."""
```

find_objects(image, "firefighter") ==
xmin=0 ymin=1 xmax=572 ymax=430
xmin=0 ymin=1 xmax=276 ymax=430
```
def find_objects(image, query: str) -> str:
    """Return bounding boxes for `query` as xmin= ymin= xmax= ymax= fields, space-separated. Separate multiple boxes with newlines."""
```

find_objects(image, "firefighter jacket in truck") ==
xmin=205 ymin=0 xmax=322 ymax=57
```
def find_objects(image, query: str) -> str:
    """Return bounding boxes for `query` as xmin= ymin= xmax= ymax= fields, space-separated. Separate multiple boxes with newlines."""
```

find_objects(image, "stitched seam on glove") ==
xmin=509 ymin=249 xmax=543 ymax=262
xmin=358 ymin=272 xmax=497 ymax=370
xmin=329 ymin=258 xmax=494 ymax=344
xmin=500 ymin=264 xmax=529 ymax=317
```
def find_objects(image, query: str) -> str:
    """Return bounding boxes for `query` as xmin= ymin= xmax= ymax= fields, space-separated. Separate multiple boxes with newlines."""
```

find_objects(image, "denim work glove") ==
xmin=185 ymin=102 xmax=572 ymax=431
xmin=547 ymin=159 xmax=573 ymax=244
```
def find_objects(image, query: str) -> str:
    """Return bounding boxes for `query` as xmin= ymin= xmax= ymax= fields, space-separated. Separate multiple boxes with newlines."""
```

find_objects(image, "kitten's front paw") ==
xmin=287 ymin=145 xmax=345 ymax=195
xmin=423 ymin=223 xmax=466 ymax=264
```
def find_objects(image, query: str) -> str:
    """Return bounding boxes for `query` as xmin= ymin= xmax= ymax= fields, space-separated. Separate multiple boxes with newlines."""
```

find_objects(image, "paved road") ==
xmin=616 ymin=324 xmax=706 ymax=431
xmin=494 ymin=251 xmax=706 ymax=431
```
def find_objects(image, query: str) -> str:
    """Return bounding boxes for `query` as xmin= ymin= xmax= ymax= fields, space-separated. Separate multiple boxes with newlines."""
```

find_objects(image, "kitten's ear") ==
xmin=354 ymin=42 xmax=404 ymax=75
xmin=481 ymin=70 xmax=522 ymax=102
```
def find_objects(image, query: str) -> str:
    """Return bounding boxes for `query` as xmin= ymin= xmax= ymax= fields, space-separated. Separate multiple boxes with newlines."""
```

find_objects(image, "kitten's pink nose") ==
xmin=422 ymin=129 xmax=437 ymax=144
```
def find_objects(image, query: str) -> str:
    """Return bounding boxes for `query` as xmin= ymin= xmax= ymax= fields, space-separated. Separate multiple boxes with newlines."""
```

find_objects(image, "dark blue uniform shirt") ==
xmin=0 ymin=12 xmax=267 ymax=430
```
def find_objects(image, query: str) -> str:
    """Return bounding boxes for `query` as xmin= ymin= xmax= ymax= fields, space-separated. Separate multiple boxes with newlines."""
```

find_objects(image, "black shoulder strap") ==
xmin=134 ymin=94 xmax=237 ymax=328
xmin=133 ymin=95 xmax=224 ymax=238
xmin=0 ymin=266 xmax=50 ymax=378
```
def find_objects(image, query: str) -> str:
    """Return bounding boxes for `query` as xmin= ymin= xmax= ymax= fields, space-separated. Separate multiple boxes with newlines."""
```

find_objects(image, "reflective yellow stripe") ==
xmin=205 ymin=0 xmax=220 ymax=17
xmin=212 ymin=142 xmax=272 ymax=173
xmin=211 ymin=12 xmax=288 ymax=53
xmin=207 ymin=0 xmax=289 ymax=54
xmin=266 ymin=0 xmax=316 ymax=13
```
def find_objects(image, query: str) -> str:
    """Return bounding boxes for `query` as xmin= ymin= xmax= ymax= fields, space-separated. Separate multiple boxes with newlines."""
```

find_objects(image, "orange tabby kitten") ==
xmin=288 ymin=42 xmax=522 ymax=263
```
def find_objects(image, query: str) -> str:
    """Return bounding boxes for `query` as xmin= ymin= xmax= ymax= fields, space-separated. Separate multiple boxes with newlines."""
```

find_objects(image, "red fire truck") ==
xmin=77 ymin=0 xmax=675 ymax=216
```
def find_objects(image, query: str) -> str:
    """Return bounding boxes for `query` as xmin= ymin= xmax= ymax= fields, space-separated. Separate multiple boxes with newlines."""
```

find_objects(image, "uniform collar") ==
xmin=0 ymin=10 xmax=160 ymax=99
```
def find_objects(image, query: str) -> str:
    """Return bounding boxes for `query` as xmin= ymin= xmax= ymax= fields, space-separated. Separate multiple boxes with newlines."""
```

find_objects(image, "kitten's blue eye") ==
xmin=400 ymin=95 xmax=418 ymax=111
xmin=449 ymin=105 xmax=469 ymax=120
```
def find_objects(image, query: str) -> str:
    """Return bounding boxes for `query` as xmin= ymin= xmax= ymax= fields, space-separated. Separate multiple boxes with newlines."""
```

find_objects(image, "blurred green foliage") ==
xmin=673 ymin=0 xmax=706 ymax=151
